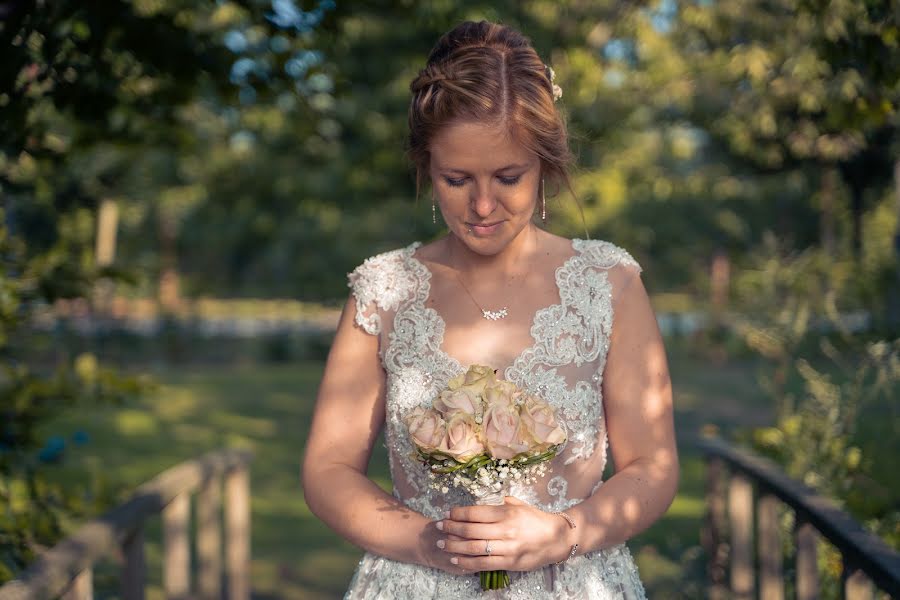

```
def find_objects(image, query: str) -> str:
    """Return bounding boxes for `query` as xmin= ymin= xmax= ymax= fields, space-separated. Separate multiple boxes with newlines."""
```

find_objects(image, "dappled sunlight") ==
xmin=114 ymin=409 xmax=160 ymax=436
xmin=171 ymin=423 xmax=217 ymax=445
xmin=5 ymin=0 xmax=896 ymax=596
xmin=150 ymin=387 xmax=202 ymax=421
xmin=209 ymin=412 xmax=279 ymax=438
xmin=666 ymin=495 xmax=705 ymax=518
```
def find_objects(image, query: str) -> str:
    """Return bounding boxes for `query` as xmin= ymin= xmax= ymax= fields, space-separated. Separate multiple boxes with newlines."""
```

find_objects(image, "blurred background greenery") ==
xmin=1 ymin=0 xmax=898 ymax=598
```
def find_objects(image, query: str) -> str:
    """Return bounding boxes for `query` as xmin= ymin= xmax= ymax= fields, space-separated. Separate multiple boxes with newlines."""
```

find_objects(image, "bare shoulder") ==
xmin=534 ymin=229 xmax=576 ymax=265
xmin=413 ymin=236 xmax=451 ymax=267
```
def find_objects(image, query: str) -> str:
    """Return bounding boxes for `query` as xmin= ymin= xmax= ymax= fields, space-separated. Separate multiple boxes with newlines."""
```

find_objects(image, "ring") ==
xmin=485 ymin=540 xmax=493 ymax=555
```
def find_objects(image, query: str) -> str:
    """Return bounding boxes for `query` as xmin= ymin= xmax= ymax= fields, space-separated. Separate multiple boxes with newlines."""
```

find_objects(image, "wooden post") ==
xmin=62 ymin=568 xmax=92 ymax=600
xmin=795 ymin=519 xmax=819 ymax=600
xmin=121 ymin=526 xmax=146 ymax=600
xmin=757 ymin=494 xmax=783 ymax=600
xmin=843 ymin=559 xmax=874 ymax=600
xmin=702 ymin=457 xmax=728 ymax=600
xmin=198 ymin=475 xmax=223 ymax=600
xmin=225 ymin=466 xmax=250 ymax=600
xmin=163 ymin=493 xmax=191 ymax=600
xmin=728 ymin=473 xmax=755 ymax=599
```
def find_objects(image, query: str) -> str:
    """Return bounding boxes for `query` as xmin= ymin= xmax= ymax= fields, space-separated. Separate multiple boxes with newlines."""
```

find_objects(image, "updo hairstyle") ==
xmin=408 ymin=21 xmax=573 ymax=197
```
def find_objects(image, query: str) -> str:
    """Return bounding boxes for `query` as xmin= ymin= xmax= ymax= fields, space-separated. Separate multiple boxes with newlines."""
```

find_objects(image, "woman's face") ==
xmin=429 ymin=120 xmax=541 ymax=257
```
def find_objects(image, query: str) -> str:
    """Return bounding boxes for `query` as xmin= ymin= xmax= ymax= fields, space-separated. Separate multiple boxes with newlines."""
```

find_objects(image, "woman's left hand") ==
xmin=436 ymin=496 xmax=574 ymax=572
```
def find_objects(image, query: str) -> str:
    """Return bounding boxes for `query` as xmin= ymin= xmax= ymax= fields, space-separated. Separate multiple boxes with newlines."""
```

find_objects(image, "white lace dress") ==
xmin=343 ymin=239 xmax=647 ymax=599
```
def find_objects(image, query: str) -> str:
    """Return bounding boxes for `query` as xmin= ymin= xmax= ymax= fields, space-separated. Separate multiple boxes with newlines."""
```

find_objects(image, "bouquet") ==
xmin=404 ymin=365 xmax=566 ymax=590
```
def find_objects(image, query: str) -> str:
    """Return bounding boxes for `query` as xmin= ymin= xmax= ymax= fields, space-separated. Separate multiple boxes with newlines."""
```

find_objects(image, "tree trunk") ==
xmin=889 ymin=159 xmax=900 ymax=330
xmin=820 ymin=169 xmax=837 ymax=256
xmin=158 ymin=206 xmax=181 ymax=312
xmin=710 ymin=249 xmax=730 ymax=316
xmin=849 ymin=180 xmax=864 ymax=259
xmin=93 ymin=199 xmax=119 ymax=313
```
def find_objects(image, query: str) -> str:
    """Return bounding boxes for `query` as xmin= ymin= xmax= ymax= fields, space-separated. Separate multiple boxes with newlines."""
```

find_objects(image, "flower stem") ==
xmin=480 ymin=569 xmax=510 ymax=590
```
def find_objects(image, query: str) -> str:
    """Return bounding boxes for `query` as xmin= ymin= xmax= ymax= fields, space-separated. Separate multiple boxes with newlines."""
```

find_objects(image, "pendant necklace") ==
xmin=450 ymin=239 xmax=528 ymax=321
xmin=455 ymin=273 xmax=510 ymax=321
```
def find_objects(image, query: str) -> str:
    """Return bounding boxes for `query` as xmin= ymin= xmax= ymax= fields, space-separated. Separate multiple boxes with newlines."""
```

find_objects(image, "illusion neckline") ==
xmin=404 ymin=239 xmax=582 ymax=381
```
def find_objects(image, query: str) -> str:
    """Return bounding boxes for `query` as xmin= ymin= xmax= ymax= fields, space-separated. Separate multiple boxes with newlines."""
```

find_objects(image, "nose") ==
xmin=471 ymin=181 xmax=497 ymax=218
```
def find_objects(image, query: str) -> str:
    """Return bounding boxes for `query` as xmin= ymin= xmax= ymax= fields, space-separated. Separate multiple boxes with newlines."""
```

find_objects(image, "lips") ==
xmin=468 ymin=221 xmax=503 ymax=236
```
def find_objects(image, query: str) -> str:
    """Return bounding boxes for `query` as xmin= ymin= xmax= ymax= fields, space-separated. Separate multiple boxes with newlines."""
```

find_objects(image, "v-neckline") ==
xmin=405 ymin=239 xmax=581 ymax=382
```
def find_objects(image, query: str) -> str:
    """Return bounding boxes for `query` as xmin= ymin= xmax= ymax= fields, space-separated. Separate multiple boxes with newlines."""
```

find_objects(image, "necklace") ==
xmin=449 ymin=238 xmax=530 ymax=321
xmin=454 ymin=273 xmax=510 ymax=321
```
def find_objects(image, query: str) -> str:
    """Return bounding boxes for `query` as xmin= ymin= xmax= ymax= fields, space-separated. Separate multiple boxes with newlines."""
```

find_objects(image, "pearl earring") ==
xmin=432 ymin=195 xmax=436 ymax=224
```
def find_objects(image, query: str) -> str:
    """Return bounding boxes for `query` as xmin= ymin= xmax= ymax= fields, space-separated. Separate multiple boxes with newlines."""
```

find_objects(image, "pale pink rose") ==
xmin=483 ymin=379 xmax=520 ymax=408
xmin=443 ymin=413 xmax=485 ymax=462
xmin=448 ymin=365 xmax=496 ymax=395
xmin=520 ymin=394 xmax=566 ymax=451
xmin=433 ymin=388 xmax=480 ymax=418
xmin=482 ymin=398 xmax=530 ymax=459
xmin=404 ymin=406 xmax=448 ymax=453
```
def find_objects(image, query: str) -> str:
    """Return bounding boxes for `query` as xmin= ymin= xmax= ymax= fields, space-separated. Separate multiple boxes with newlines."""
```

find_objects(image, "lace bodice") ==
xmin=348 ymin=238 xmax=641 ymax=516
xmin=344 ymin=238 xmax=647 ymax=599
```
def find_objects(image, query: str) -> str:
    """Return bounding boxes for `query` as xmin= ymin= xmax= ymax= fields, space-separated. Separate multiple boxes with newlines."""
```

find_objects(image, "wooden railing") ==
xmin=0 ymin=448 xmax=252 ymax=600
xmin=699 ymin=436 xmax=900 ymax=600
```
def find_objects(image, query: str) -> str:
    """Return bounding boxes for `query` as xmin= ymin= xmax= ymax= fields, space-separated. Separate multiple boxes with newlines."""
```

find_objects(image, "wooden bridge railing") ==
xmin=0 ymin=448 xmax=253 ymax=600
xmin=699 ymin=436 xmax=900 ymax=600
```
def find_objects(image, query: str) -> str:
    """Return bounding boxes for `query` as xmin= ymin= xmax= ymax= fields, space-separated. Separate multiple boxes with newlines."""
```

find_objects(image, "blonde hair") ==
xmin=408 ymin=21 xmax=573 ymax=197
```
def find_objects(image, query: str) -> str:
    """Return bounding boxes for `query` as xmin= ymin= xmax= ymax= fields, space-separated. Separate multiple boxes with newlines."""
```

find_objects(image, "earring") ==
xmin=541 ymin=178 xmax=547 ymax=222
xmin=432 ymin=195 xmax=436 ymax=224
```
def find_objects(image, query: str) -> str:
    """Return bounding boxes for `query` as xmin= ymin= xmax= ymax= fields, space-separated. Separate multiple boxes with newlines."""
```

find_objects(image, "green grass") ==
xmin=40 ymin=346 xmax=772 ymax=599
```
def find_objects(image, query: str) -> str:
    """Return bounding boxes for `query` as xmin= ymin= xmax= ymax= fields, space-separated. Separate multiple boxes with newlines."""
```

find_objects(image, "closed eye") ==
xmin=444 ymin=176 xmax=467 ymax=187
xmin=498 ymin=175 xmax=521 ymax=186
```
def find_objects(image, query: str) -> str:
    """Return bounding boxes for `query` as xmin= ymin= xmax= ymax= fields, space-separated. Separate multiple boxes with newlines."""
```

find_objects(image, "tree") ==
xmin=0 ymin=0 xmax=333 ymax=578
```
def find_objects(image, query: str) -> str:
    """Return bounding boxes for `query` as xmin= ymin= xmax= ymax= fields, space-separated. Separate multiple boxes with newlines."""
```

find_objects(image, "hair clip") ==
xmin=545 ymin=65 xmax=563 ymax=102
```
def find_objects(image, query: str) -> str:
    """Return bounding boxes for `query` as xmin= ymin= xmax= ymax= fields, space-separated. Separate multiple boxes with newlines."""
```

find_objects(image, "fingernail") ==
xmin=450 ymin=557 xmax=458 ymax=565
xmin=436 ymin=521 xmax=444 ymax=531
xmin=443 ymin=510 xmax=451 ymax=519
xmin=436 ymin=539 xmax=445 ymax=549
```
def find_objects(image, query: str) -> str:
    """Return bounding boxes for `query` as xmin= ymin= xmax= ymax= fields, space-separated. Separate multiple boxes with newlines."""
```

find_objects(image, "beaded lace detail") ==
xmin=344 ymin=239 xmax=646 ymax=599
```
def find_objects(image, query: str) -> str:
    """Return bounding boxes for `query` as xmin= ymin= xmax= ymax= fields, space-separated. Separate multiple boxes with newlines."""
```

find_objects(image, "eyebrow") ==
xmin=439 ymin=163 xmax=530 ymax=174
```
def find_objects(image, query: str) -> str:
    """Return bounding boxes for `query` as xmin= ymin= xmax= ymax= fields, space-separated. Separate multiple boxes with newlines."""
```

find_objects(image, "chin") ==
xmin=455 ymin=231 xmax=514 ymax=255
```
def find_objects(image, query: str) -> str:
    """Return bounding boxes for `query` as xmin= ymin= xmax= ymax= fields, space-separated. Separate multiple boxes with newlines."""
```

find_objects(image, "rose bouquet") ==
xmin=404 ymin=365 xmax=566 ymax=590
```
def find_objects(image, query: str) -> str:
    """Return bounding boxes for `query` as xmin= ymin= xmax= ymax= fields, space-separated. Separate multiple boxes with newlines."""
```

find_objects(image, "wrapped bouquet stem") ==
xmin=404 ymin=365 xmax=566 ymax=591
xmin=473 ymin=485 xmax=510 ymax=590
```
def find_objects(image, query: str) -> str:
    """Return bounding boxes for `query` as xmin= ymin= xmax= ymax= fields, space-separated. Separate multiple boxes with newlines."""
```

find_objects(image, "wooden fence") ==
xmin=699 ymin=436 xmax=900 ymax=599
xmin=0 ymin=448 xmax=252 ymax=600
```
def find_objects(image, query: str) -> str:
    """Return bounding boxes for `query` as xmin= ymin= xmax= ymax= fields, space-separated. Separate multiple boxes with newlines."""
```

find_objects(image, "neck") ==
xmin=447 ymin=224 xmax=540 ymax=278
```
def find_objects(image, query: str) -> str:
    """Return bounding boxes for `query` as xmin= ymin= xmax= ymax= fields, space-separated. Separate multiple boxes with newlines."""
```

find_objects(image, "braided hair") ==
xmin=408 ymin=21 xmax=572 ymax=197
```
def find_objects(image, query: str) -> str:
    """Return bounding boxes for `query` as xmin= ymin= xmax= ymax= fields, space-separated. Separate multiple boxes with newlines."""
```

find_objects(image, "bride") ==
xmin=302 ymin=20 xmax=678 ymax=599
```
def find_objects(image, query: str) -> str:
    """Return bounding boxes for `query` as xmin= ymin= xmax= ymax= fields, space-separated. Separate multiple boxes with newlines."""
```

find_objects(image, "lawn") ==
xmin=40 ymin=343 xmax=771 ymax=599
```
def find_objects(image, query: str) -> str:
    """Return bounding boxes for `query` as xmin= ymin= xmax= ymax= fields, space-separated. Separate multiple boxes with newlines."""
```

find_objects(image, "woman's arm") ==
xmin=302 ymin=295 xmax=458 ymax=572
xmin=439 ymin=269 xmax=678 ymax=571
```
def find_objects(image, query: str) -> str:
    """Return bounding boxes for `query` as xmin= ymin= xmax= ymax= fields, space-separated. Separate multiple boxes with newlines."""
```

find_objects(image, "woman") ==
xmin=302 ymin=21 xmax=677 ymax=598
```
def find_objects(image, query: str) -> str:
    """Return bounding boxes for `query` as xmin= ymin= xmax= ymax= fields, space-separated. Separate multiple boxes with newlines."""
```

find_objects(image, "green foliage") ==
xmin=0 ymin=210 xmax=150 ymax=580
xmin=0 ymin=0 xmax=291 ymax=580
xmin=731 ymin=243 xmax=900 ymax=594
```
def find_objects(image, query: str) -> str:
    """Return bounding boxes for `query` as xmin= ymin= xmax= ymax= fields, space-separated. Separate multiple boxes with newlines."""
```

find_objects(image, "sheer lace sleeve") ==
xmin=346 ymin=244 xmax=421 ymax=336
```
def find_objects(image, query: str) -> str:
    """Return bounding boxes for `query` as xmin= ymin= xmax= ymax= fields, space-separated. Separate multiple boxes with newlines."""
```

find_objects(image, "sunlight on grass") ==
xmin=114 ymin=409 xmax=160 ymax=436
xmin=209 ymin=412 xmax=279 ymax=437
xmin=667 ymin=494 xmax=705 ymax=518
xmin=171 ymin=422 xmax=217 ymax=444
xmin=151 ymin=386 xmax=202 ymax=420
xmin=38 ymin=353 xmax=767 ymax=598
xmin=635 ymin=546 xmax=683 ymax=580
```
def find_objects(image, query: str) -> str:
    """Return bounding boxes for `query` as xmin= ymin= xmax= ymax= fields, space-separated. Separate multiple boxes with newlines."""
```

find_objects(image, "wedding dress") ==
xmin=343 ymin=239 xmax=647 ymax=599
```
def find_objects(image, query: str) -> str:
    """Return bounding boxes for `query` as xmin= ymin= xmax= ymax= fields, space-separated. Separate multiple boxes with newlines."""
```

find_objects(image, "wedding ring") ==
xmin=485 ymin=540 xmax=493 ymax=555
